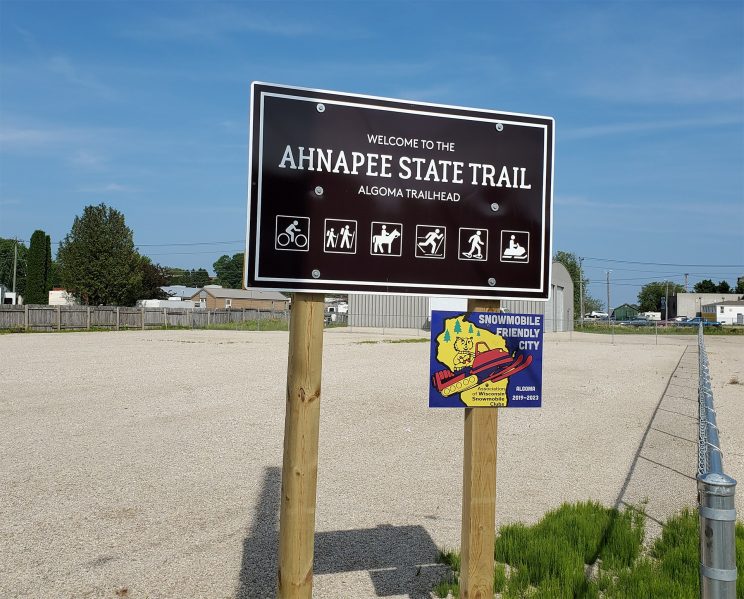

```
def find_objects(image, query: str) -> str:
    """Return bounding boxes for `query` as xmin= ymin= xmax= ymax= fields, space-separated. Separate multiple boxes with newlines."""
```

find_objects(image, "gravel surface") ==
xmin=1 ymin=328 xmax=741 ymax=598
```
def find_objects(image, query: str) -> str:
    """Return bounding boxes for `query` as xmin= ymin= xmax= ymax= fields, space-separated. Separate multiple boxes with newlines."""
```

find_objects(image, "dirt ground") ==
xmin=0 ymin=328 xmax=741 ymax=598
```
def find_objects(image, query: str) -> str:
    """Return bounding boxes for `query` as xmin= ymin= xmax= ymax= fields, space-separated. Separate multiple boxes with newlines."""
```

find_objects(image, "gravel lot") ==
xmin=1 ymin=328 xmax=741 ymax=598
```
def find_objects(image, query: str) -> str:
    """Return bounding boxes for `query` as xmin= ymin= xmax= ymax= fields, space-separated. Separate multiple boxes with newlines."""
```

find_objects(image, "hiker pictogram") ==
xmin=415 ymin=225 xmax=446 ymax=259
xmin=275 ymin=215 xmax=310 ymax=251
xmin=459 ymin=228 xmax=488 ymax=261
xmin=324 ymin=219 xmax=357 ymax=254
xmin=500 ymin=230 xmax=529 ymax=263
xmin=370 ymin=222 xmax=402 ymax=256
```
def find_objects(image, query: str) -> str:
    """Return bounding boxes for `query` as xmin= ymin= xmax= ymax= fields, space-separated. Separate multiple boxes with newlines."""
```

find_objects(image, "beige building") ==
xmin=190 ymin=286 xmax=289 ymax=311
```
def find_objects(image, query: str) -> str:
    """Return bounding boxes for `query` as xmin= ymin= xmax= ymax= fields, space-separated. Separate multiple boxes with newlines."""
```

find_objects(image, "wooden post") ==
xmin=277 ymin=293 xmax=325 ymax=599
xmin=87 ymin=306 xmax=91 ymax=330
xmin=24 ymin=304 xmax=29 ymax=332
xmin=460 ymin=298 xmax=500 ymax=599
xmin=141 ymin=307 xmax=146 ymax=331
xmin=163 ymin=308 xmax=167 ymax=329
xmin=116 ymin=307 xmax=120 ymax=331
xmin=57 ymin=305 xmax=61 ymax=331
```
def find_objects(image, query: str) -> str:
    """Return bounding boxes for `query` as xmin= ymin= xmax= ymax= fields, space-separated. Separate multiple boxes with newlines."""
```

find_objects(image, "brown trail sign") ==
xmin=244 ymin=82 xmax=554 ymax=598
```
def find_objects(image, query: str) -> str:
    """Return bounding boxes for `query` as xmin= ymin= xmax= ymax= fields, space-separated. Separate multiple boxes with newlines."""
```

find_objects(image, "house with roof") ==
xmin=190 ymin=286 xmax=289 ymax=311
xmin=702 ymin=300 xmax=744 ymax=325
xmin=611 ymin=303 xmax=639 ymax=321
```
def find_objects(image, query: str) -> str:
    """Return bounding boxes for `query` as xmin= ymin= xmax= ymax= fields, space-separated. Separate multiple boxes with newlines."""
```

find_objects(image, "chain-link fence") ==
xmin=697 ymin=324 xmax=738 ymax=598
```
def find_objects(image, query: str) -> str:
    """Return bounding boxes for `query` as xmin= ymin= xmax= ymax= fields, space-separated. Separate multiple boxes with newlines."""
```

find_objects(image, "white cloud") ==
xmin=77 ymin=183 xmax=138 ymax=193
xmin=69 ymin=150 xmax=106 ymax=168
xmin=48 ymin=55 xmax=118 ymax=100
xmin=561 ymin=115 xmax=744 ymax=140
xmin=126 ymin=10 xmax=317 ymax=41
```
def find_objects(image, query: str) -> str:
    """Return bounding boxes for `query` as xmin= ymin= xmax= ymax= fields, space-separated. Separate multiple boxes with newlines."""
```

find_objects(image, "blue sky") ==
xmin=1 ymin=0 xmax=742 ymax=307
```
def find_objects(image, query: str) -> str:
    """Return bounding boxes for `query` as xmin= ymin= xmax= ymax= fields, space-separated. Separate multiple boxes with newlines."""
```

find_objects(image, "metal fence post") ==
xmin=141 ymin=307 xmax=145 ymax=330
xmin=698 ymin=473 xmax=737 ymax=598
xmin=57 ymin=305 xmax=61 ymax=331
xmin=116 ymin=307 xmax=120 ymax=331
xmin=87 ymin=306 xmax=91 ymax=330
xmin=24 ymin=304 xmax=29 ymax=332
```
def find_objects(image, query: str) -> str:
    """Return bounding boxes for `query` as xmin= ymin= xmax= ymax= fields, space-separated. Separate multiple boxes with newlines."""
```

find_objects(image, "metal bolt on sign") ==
xmin=490 ymin=203 xmax=500 ymax=212
xmin=314 ymin=186 xmax=324 ymax=196
xmin=495 ymin=122 xmax=503 ymax=131
xmin=488 ymin=278 xmax=496 ymax=287
xmin=312 ymin=270 xmax=321 ymax=279
xmin=316 ymin=103 xmax=325 ymax=113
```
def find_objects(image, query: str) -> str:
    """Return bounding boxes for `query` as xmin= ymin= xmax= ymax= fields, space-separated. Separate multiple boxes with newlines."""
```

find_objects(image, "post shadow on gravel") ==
xmin=236 ymin=467 xmax=446 ymax=598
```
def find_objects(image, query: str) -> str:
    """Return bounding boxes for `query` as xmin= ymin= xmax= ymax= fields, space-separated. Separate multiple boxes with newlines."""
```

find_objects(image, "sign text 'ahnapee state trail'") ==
xmin=245 ymin=83 xmax=554 ymax=299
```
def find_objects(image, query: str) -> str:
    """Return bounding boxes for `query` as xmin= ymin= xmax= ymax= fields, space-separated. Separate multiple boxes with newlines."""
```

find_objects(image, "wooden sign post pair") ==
xmin=277 ymin=294 xmax=499 ymax=599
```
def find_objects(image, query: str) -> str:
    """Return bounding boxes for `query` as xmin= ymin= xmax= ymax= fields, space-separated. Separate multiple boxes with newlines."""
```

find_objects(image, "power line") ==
xmin=583 ymin=257 xmax=743 ymax=268
xmin=12 ymin=239 xmax=244 ymax=247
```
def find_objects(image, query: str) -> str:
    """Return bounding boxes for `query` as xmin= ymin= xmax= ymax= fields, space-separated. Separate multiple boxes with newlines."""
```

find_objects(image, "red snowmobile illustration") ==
xmin=432 ymin=341 xmax=533 ymax=398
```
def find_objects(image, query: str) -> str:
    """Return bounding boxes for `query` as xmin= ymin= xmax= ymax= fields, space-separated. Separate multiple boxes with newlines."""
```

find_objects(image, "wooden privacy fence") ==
xmin=0 ymin=305 xmax=289 ymax=332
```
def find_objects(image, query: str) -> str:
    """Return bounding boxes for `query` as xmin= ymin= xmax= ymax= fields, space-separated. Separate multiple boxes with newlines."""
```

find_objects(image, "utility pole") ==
xmin=578 ymin=256 xmax=585 ymax=326
xmin=684 ymin=273 xmax=689 ymax=292
xmin=665 ymin=281 xmax=669 ymax=321
xmin=12 ymin=238 xmax=18 ymax=292
xmin=606 ymin=270 xmax=611 ymax=317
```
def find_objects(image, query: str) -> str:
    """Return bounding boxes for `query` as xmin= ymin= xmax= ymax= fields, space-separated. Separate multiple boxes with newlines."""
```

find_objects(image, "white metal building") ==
xmin=702 ymin=301 xmax=744 ymax=325
xmin=674 ymin=292 xmax=743 ymax=319
xmin=347 ymin=261 xmax=574 ymax=332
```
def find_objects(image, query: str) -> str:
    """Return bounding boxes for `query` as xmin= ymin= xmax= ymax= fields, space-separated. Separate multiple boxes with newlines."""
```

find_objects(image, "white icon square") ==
xmin=458 ymin=228 xmax=488 ymax=262
xmin=500 ymin=230 xmax=530 ymax=264
xmin=275 ymin=215 xmax=310 ymax=252
xmin=370 ymin=222 xmax=403 ymax=257
xmin=324 ymin=219 xmax=357 ymax=254
xmin=415 ymin=225 xmax=446 ymax=259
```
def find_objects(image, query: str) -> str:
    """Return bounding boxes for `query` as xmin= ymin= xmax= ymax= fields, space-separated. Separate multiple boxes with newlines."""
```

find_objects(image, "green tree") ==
xmin=213 ymin=253 xmax=244 ymax=289
xmin=0 ymin=238 xmax=28 ymax=297
xmin=637 ymin=281 xmax=685 ymax=312
xmin=736 ymin=277 xmax=744 ymax=294
xmin=57 ymin=203 xmax=143 ymax=305
xmin=693 ymin=279 xmax=717 ymax=293
xmin=138 ymin=256 xmax=170 ymax=300
xmin=553 ymin=251 xmax=602 ymax=316
xmin=716 ymin=280 xmax=732 ymax=293
xmin=191 ymin=268 xmax=211 ymax=288
xmin=25 ymin=229 xmax=51 ymax=304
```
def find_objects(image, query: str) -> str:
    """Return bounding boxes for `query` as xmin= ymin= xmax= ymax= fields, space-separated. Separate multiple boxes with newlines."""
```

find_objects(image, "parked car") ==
xmin=676 ymin=317 xmax=722 ymax=327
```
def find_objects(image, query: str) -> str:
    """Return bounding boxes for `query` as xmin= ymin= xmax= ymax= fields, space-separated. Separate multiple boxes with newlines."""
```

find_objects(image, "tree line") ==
xmin=2 ymin=207 xmax=740 ymax=308
xmin=552 ymin=252 xmax=743 ymax=316
xmin=0 ymin=203 xmax=245 ymax=306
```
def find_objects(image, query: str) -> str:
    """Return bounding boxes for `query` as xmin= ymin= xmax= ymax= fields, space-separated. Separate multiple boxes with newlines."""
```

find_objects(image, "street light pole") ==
xmin=579 ymin=257 xmax=585 ymax=326
xmin=12 ymin=238 xmax=18 ymax=293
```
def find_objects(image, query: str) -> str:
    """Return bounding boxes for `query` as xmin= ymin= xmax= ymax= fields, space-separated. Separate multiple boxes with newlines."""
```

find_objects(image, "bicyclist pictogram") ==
xmin=275 ymin=215 xmax=310 ymax=251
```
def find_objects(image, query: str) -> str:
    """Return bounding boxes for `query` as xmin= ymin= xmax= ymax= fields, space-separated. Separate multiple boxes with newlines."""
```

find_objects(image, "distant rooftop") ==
xmin=192 ymin=288 xmax=288 ymax=301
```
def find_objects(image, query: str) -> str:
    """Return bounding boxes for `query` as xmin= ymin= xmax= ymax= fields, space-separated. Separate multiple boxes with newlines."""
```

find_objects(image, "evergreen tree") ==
xmin=693 ymin=279 xmax=717 ymax=293
xmin=25 ymin=229 xmax=50 ymax=304
xmin=45 ymin=235 xmax=53 ymax=292
xmin=57 ymin=204 xmax=143 ymax=305
xmin=717 ymin=280 xmax=732 ymax=293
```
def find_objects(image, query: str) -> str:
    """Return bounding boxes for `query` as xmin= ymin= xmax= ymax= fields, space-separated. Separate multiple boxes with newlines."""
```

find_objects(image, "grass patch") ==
xmin=206 ymin=318 xmax=289 ymax=331
xmin=433 ymin=503 xmax=744 ymax=598
xmin=576 ymin=323 xmax=744 ymax=336
xmin=355 ymin=337 xmax=429 ymax=345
